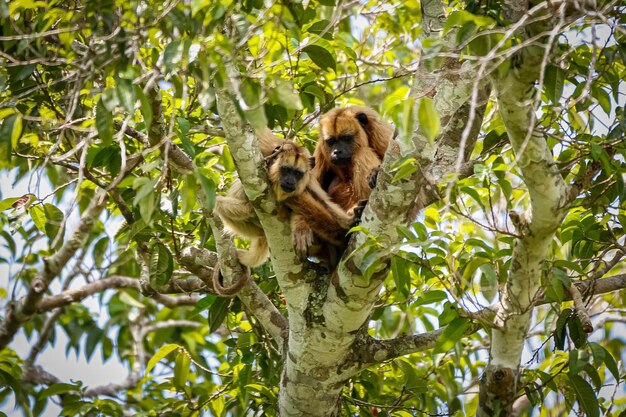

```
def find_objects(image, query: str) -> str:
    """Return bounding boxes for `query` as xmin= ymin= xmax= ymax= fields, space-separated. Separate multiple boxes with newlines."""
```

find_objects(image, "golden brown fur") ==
xmin=214 ymin=129 xmax=354 ymax=267
xmin=313 ymin=106 xmax=395 ymax=212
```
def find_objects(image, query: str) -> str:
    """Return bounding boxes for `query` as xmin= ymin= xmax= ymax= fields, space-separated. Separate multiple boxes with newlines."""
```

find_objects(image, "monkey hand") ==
xmin=368 ymin=167 xmax=380 ymax=189
xmin=352 ymin=199 xmax=368 ymax=225
xmin=292 ymin=222 xmax=314 ymax=259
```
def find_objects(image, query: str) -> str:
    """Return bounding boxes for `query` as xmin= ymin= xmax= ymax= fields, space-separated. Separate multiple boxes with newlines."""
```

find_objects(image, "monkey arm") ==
xmin=286 ymin=184 xmax=354 ymax=248
xmin=256 ymin=127 xmax=284 ymax=156
xmin=290 ymin=213 xmax=314 ymax=259
xmin=214 ymin=195 xmax=264 ymax=238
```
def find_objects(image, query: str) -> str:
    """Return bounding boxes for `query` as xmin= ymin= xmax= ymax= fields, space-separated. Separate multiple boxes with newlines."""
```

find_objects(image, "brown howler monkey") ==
xmin=213 ymin=129 xmax=355 ymax=267
xmin=313 ymin=106 xmax=395 ymax=212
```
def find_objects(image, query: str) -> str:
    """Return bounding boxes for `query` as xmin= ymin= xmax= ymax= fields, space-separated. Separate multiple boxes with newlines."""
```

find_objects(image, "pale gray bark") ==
xmin=264 ymin=2 xmax=485 ymax=417
xmin=478 ymin=1 xmax=570 ymax=414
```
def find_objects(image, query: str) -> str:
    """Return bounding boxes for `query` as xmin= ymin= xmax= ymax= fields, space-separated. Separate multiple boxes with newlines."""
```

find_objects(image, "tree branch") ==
xmin=213 ymin=67 xmax=314 ymax=310
xmin=328 ymin=0 xmax=489 ymax=337
xmin=34 ymin=275 xmax=209 ymax=313
xmin=348 ymin=274 xmax=626 ymax=372
xmin=479 ymin=5 xmax=569 ymax=411
xmin=189 ymin=221 xmax=288 ymax=345
xmin=0 ymin=191 xmax=107 ymax=349
xmin=146 ymin=86 xmax=195 ymax=174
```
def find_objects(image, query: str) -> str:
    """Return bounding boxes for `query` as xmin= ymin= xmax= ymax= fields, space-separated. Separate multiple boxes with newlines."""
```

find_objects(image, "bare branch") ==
xmin=36 ymin=275 xmax=139 ymax=312
xmin=140 ymin=320 xmax=203 ymax=336
xmin=569 ymin=284 xmax=594 ymax=333
xmin=150 ymin=293 xmax=199 ymax=308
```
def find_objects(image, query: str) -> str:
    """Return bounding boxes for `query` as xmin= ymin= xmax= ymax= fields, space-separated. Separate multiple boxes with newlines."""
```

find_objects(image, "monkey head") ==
xmin=318 ymin=107 xmax=372 ymax=167
xmin=266 ymin=141 xmax=314 ymax=202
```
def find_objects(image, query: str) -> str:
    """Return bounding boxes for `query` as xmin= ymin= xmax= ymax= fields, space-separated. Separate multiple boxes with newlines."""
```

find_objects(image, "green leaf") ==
xmin=583 ymin=364 xmax=602 ymax=390
xmin=569 ymin=374 xmax=600 ymax=417
xmin=244 ymin=106 xmax=268 ymax=130
xmin=590 ymin=342 xmax=619 ymax=380
xmin=391 ymin=256 xmax=409 ymax=296
xmin=133 ymin=177 xmax=158 ymax=224
xmin=149 ymin=242 xmax=174 ymax=287
xmin=269 ymin=80 xmax=303 ymax=111
xmin=93 ymin=237 xmax=109 ymax=267
xmin=116 ymin=78 xmax=136 ymax=114
xmin=10 ymin=114 xmax=22 ymax=148
xmin=133 ymin=177 xmax=157 ymax=203
xmin=479 ymin=263 xmax=498 ymax=302
xmin=554 ymin=308 xmax=571 ymax=350
xmin=568 ymin=314 xmax=587 ymax=348
xmin=173 ymin=351 xmax=191 ymax=390
xmin=395 ymin=358 xmax=425 ymax=392
xmin=139 ymin=89 xmax=153 ymax=130
xmin=29 ymin=205 xmax=46 ymax=234
xmin=591 ymin=87 xmax=611 ymax=114
xmin=208 ymin=297 xmax=231 ymax=333
xmin=415 ymin=290 xmax=447 ymax=306
xmin=43 ymin=203 xmax=64 ymax=241
xmin=390 ymin=157 xmax=417 ymax=183
xmin=443 ymin=10 xmax=495 ymax=35
xmin=434 ymin=317 xmax=471 ymax=354
xmin=145 ymin=344 xmax=180 ymax=376
xmin=101 ymin=88 xmax=119 ymax=111
xmin=163 ymin=40 xmax=183 ymax=72
xmin=196 ymin=172 xmax=216 ymax=211
xmin=245 ymin=383 xmax=276 ymax=400
xmin=418 ymin=98 xmax=440 ymax=142
xmin=544 ymin=64 xmax=565 ymax=104
xmin=305 ymin=19 xmax=334 ymax=40
xmin=0 ymin=114 xmax=17 ymax=163
xmin=0 ymin=197 xmax=19 ymax=212
xmin=139 ymin=193 xmax=156 ymax=224
xmin=601 ymin=347 xmax=620 ymax=381
xmin=38 ymin=383 xmax=80 ymax=398
xmin=96 ymin=98 xmax=113 ymax=146
xmin=569 ymin=349 xmax=582 ymax=375
xmin=191 ymin=294 xmax=217 ymax=317
xmin=85 ymin=328 xmax=102 ymax=361
xmin=119 ymin=291 xmax=145 ymax=308
xmin=302 ymin=42 xmax=336 ymax=72
xmin=359 ymin=246 xmax=386 ymax=284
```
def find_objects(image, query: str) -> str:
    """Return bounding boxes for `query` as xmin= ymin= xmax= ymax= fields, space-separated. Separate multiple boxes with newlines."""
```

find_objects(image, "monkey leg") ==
xmin=214 ymin=196 xmax=264 ymax=239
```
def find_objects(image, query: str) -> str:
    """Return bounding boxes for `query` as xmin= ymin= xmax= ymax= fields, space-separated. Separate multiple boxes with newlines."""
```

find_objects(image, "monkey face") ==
xmin=326 ymin=135 xmax=354 ymax=166
xmin=267 ymin=142 xmax=312 ymax=201
xmin=279 ymin=166 xmax=305 ymax=193
xmin=320 ymin=108 xmax=371 ymax=169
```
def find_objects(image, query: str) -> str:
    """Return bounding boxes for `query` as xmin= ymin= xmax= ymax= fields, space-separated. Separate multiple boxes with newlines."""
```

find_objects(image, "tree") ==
xmin=0 ymin=0 xmax=624 ymax=416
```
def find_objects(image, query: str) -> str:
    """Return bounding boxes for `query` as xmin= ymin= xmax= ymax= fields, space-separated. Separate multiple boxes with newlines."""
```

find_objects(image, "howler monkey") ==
xmin=213 ymin=130 xmax=355 ymax=267
xmin=313 ymin=106 xmax=395 ymax=212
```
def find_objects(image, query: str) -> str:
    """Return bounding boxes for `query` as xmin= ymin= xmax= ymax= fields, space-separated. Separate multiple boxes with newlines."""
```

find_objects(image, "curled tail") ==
xmin=237 ymin=237 xmax=270 ymax=268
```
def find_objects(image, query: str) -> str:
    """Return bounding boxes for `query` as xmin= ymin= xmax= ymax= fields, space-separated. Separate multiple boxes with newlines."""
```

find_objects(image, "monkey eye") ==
xmin=280 ymin=167 xmax=305 ymax=180
xmin=339 ymin=135 xmax=353 ymax=142
xmin=326 ymin=137 xmax=337 ymax=146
